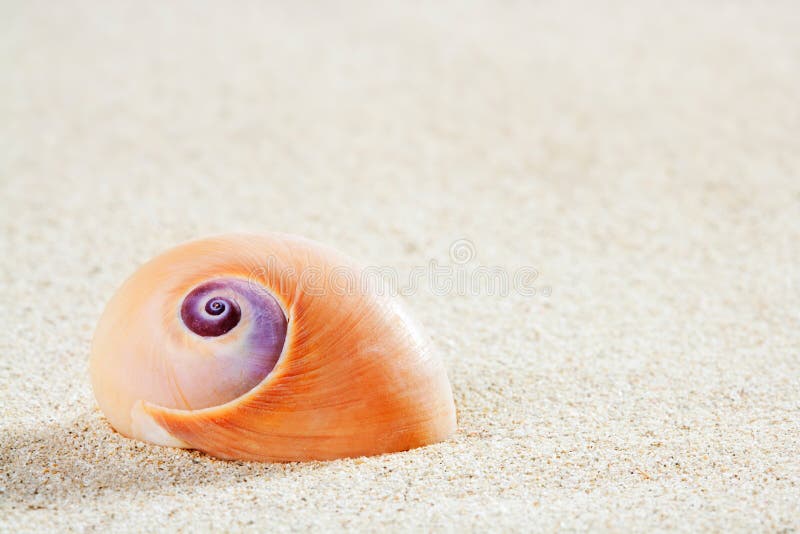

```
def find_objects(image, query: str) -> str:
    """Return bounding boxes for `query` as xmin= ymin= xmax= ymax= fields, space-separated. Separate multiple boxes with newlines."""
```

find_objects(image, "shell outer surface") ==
xmin=90 ymin=233 xmax=457 ymax=461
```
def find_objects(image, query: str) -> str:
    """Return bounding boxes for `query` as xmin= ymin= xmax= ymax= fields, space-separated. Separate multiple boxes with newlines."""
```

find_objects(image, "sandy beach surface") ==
xmin=2 ymin=1 xmax=799 ymax=531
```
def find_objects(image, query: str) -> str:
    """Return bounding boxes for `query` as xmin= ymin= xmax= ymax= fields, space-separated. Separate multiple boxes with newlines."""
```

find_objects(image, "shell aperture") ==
xmin=90 ymin=233 xmax=457 ymax=462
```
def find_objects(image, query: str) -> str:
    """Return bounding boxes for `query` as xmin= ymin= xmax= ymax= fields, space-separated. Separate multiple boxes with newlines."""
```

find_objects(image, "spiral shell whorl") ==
xmin=174 ymin=278 xmax=287 ymax=407
xmin=181 ymin=282 xmax=243 ymax=337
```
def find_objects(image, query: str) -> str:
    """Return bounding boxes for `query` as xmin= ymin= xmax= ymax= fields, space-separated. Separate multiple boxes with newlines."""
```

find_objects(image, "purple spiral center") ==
xmin=181 ymin=289 xmax=242 ymax=337
xmin=206 ymin=299 xmax=225 ymax=315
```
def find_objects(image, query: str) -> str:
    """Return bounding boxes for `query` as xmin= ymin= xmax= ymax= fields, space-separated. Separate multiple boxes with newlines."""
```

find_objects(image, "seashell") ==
xmin=90 ymin=233 xmax=456 ymax=461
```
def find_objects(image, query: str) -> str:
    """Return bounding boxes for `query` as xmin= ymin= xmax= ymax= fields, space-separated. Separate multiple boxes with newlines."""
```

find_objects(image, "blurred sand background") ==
xmin=2 ymin=1 xmax=799 ymax=531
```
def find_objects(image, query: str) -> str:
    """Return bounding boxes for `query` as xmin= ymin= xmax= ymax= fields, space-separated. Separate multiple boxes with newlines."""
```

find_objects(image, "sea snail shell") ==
xmin=90 ymin=233 xmax=457 ymax=461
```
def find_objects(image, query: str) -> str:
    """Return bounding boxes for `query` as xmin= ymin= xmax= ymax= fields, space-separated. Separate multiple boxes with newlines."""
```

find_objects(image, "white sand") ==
xmin=2 ymin=1 xmax=799 ymax=531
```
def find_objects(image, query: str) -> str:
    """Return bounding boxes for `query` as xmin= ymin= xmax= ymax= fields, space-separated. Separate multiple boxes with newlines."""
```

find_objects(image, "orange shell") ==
xmin=90 ymin=233 xmax=457 ymax=461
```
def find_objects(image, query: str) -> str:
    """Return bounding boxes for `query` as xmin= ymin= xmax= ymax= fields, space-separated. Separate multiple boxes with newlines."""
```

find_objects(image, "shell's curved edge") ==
xmin=140 ymin=389 xmax=457 ymax=462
